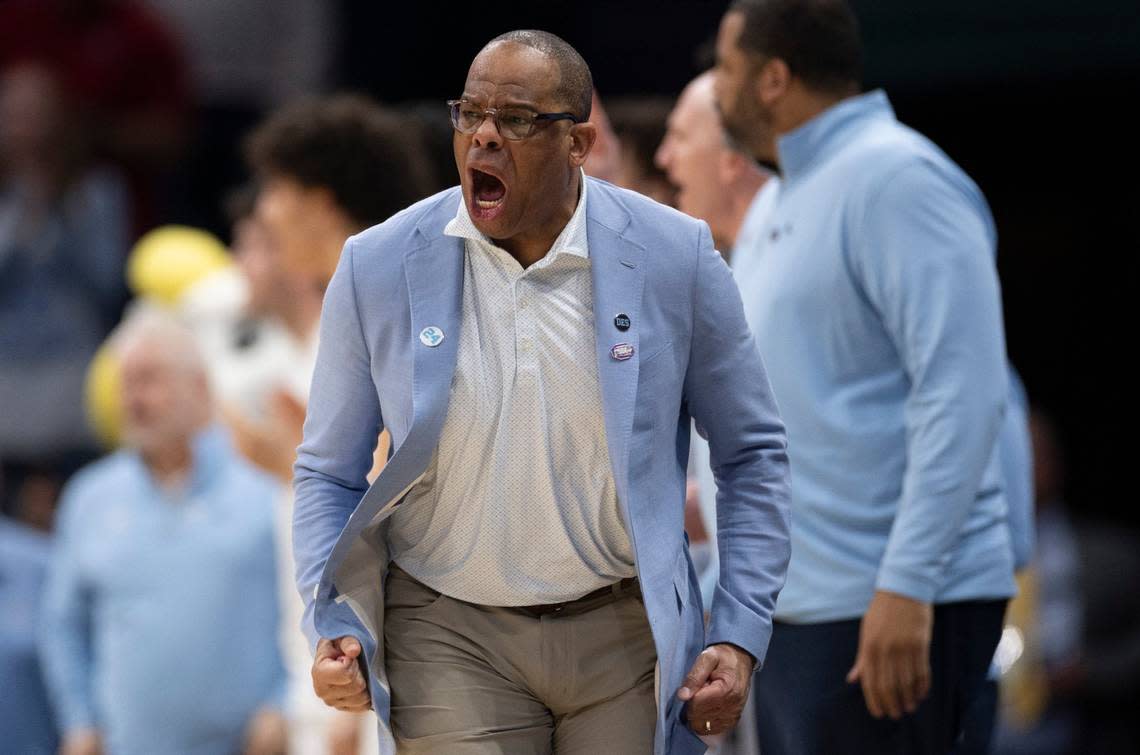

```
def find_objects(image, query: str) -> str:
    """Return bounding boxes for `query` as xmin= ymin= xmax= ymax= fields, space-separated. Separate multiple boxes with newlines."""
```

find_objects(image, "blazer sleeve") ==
xmin=683 ymin=221 xmax=792 ymax=669
xmin=292 ymin=236 xmax=384 ymax=651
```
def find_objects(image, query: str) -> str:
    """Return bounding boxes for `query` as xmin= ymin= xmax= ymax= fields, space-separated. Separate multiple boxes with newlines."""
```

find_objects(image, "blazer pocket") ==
xmin=638 ymin=339 xmax=673 ymax=369
xmin=635 ymin=340 xmax=675 ymax=404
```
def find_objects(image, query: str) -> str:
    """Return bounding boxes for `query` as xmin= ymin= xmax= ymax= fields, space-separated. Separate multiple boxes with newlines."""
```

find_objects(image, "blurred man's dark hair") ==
xmin=604 ymin=95 xmax=677 ymax=206
xmin=729 ymin=0 xmax=863 ymax=94
xmin=245 ymin=95 xmax=434 ymax=230
xmin=223 ymin=182 xmax=258 ymax=228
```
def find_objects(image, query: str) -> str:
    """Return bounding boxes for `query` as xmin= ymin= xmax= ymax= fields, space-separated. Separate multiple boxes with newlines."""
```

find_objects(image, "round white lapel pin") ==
xmin=419 ymin=326 xmax=445 ymax=347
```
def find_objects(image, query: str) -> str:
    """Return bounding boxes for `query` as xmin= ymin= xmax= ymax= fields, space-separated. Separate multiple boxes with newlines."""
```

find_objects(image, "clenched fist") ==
xmin=677 ymin=644 xmax=755 ymax=736
xmin=312 ymin=636 xmax=372 ymax=712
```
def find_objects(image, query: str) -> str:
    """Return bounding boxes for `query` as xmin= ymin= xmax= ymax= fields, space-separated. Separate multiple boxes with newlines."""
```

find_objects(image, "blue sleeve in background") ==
xmin=1001 ymin=368 xmax=1035 ymax=571
xmin=854 ymin=160 xmax=1009 ymax=602
xmin=38 ymin=477 xmax=99 ymax=735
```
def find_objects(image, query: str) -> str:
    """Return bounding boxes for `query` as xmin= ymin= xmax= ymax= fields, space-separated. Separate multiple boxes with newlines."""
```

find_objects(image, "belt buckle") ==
xmin=523 ymin=578 xmax=634 ymax=618
xmin=520 ymin=601 xmax=567 ymax=618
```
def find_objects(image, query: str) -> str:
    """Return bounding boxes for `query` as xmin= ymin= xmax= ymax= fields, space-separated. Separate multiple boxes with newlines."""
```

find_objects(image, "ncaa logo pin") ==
xmin=610 ymin=343 xmax=634 ymax=361
xmin=419 ymin=326 xmax=444 ymax=347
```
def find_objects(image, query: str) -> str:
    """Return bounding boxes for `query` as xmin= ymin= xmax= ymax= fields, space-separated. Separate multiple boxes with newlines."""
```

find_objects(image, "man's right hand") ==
xmin=312 ymin=636 xmax=372 ymax=712
xmin=61 ymin=728 xmax=102 ymax=755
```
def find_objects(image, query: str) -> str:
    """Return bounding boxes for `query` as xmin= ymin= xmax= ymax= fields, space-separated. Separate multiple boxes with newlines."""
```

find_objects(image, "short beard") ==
xmin=719 ymin=92 xmax=774 ymax=165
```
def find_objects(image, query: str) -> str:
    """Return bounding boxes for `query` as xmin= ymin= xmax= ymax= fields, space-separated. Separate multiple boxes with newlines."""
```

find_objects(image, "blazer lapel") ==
xmin=587 ymin=183 xmax=646 ymax=499
xmin=394 ymin=233 xmax=465 ymax=476
xmin=321 ymin=205 xmax=466 ymax=611
xmin=403 ymin=234 xmax=465 ymax=460
xmin=349 ymin=223 xmax=465 ymax=526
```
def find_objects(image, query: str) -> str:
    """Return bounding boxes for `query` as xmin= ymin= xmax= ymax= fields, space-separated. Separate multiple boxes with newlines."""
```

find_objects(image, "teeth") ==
xmin=476 ymin=197 xmax=504 ymax=208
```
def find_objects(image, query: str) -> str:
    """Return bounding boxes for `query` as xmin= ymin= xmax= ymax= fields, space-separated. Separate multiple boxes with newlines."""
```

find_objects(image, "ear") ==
xmin=755 ymin=58 xmax=791 ymax=107
xmin=717 ymin=149 xmax=745 ymax=185
xmin=306 ymin=184 xmax=339 ymax=214
xmin=568 ymin=121 xmax=598 ymax=168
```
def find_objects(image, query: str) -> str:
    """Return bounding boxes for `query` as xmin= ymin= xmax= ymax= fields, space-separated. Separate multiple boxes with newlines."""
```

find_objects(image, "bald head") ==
xmin=656 ymin=71 xmax=769 ymax=252
xmin=678 ymin=73 xmax=724 ymax=141
xmin=485 ymin=30 xmax=593 ymax=121
xmin=112 ymin=305 xmax=211 ymax=452
xmin=112 ymin=306 xmax=205 ymax=374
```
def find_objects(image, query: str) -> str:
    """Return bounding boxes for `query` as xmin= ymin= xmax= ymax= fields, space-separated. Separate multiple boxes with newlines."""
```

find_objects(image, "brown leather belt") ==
xmin=517 ymin=576 xmax=641 ymax=618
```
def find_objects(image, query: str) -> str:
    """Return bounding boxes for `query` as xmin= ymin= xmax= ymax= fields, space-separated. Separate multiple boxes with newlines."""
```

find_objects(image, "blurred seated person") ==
xmin=39 ymin=306 xmax=288 ymax=755
xmin=0 ymin=63 xmax=128 ymax=503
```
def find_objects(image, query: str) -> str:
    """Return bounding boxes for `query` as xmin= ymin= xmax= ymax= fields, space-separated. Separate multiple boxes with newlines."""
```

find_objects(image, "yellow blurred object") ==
xmin=85 ymin=341 xmax=123 ymax=449
xmin=126 ymin=226 xmax=231 ymax=306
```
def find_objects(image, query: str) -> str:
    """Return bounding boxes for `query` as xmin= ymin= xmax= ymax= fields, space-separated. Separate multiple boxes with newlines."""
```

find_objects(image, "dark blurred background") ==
xmin=2 ymin=0 xmax=1134 ymax=523
xmin=2 ymin=2 xmax=1138 ymax=752
xmin=184 ymin=0 xmax=1139 ymax=529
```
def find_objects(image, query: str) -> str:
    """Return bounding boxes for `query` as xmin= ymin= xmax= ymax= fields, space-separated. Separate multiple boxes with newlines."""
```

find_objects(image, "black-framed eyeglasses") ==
xmin=447 ymin=99 xmax=582 ymax=141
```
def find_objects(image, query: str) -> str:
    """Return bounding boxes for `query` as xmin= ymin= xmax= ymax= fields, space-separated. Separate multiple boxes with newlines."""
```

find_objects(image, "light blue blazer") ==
xmin=293 ymin=178 xmax=791 ymax=754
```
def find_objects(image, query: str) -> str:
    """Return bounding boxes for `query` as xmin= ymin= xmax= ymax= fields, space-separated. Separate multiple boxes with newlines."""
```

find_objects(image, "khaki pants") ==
xmin=384 ymin=565 xmax=657 ymax=754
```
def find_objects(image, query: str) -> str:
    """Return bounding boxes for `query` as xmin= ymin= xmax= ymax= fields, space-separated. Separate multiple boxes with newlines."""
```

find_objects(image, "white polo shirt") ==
xmin=387 ymin=176 xmax=637 ymax=606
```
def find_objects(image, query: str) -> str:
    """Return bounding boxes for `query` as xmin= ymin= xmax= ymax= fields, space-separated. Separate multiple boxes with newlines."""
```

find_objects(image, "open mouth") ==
xmin=471 ymin=169 xmax=507 ymax=215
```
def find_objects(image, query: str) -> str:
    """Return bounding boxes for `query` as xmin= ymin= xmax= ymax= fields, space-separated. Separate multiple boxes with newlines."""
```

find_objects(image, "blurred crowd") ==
xmin=1 ymin=1 xmax=1137 ymax=754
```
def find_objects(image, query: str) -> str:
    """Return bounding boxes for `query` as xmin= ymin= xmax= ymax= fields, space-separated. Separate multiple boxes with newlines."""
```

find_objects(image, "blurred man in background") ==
xmin=656 ymin=71 xmax=773 ymax=258
xmin=715 ymin=1 xmax=1015 ymax=752
xmin=602 ymin=96 xmax=677 ymax=206
xmin=178 ymin=186 xmax=317 ymax=430
xmin=0 ymin=62 xmax=129 ymax=531
xmin=39 ymin=306 xmax=287 ymax=755
xmin=230 ymin=96 xmax=432 ymax=755
xmin=227 ymin=96 xmax=433 ymax=481
xmin=247 ymin=96 xmax=434 ymax=292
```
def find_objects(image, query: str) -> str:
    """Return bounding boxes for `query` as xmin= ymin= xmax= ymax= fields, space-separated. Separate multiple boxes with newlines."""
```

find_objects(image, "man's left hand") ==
xmin=677 ymin=643 xmax=754 ymax=736
xmin=242 ymin=707 xmax=288 ymax=755
xmin=846 ymin=590 xmax=934 ymax=720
